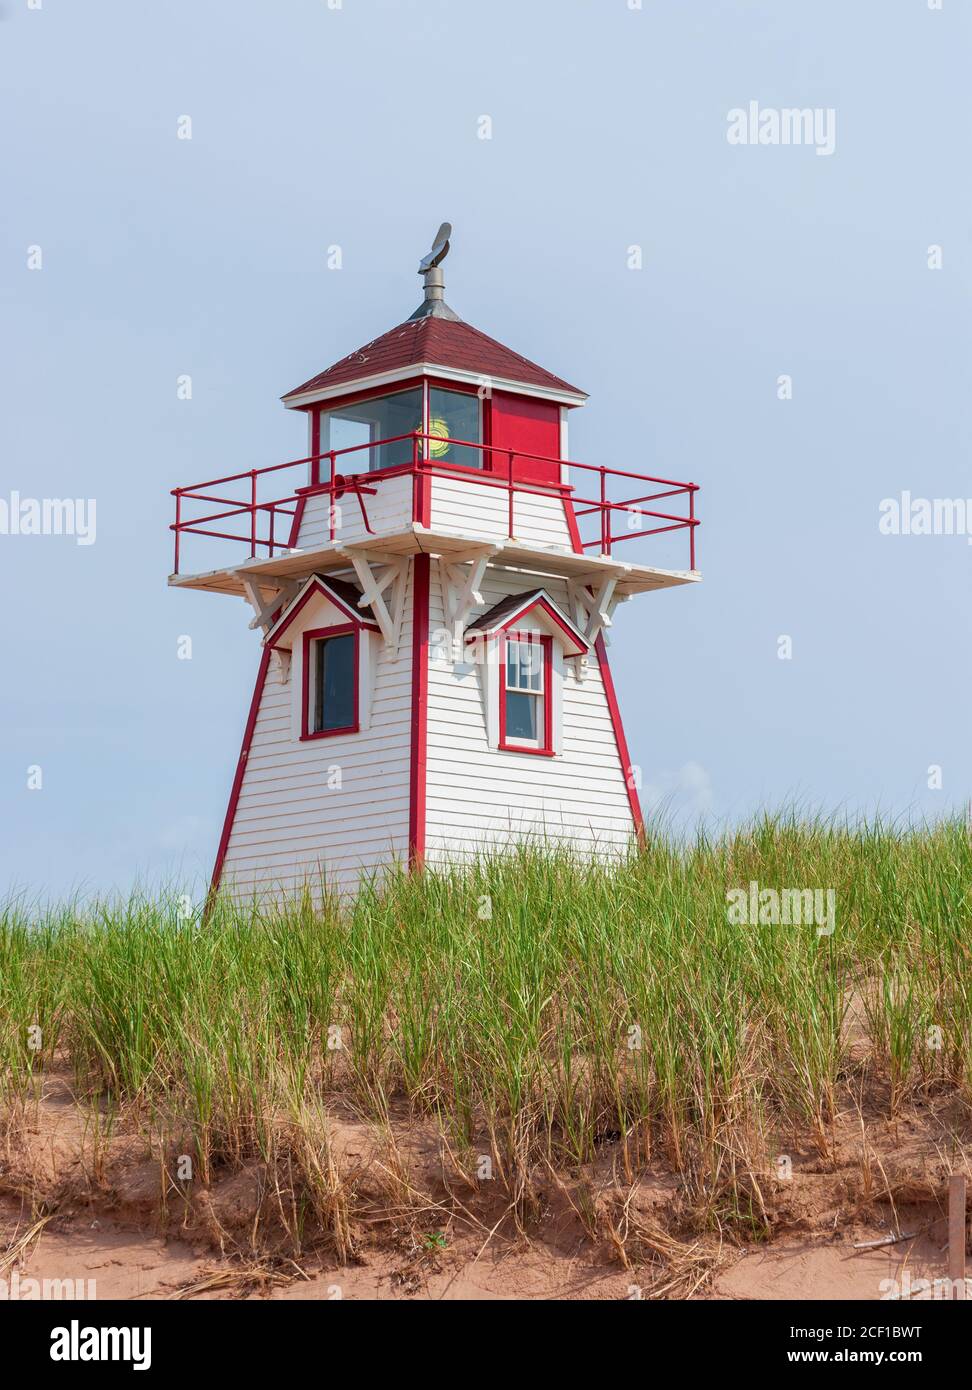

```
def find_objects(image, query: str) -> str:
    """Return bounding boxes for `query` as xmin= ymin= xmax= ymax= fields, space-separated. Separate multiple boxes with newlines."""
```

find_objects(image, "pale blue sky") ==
xmin=2 ymin=0 xmax=969 ymax=899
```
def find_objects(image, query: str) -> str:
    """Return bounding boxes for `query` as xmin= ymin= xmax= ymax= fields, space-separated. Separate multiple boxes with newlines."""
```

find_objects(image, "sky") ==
xmin=1 ymin=0 xmax=970 ymax=901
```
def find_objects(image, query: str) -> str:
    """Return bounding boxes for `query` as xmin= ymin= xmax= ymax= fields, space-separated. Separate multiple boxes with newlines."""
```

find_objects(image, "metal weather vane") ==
xmin=410 ymin=222 xmax=459 ymax=322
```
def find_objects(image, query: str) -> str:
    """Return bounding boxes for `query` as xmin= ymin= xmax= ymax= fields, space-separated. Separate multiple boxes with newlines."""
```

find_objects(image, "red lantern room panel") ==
xmin=489 ymin=391 xmax=561 ymax=486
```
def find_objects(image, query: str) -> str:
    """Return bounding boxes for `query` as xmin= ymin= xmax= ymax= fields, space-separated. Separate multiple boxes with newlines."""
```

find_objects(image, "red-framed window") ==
xmin=498 ymin=631 xmax=554 ymax=756
xmin=301 ymin=623 xmax=358 ymax=739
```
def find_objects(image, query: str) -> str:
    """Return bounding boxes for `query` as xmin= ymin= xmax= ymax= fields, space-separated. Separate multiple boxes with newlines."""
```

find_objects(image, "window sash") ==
xmin=305 ymin=629 xmax=356 ymax=737
xmin=504 ymin=688 xmax=541 ymax=743
xmin=505 ymin=637 xmax=544 ymax=693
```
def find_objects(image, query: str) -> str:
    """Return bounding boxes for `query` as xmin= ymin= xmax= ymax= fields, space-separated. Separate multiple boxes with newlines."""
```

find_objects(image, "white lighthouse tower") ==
xmin=170 ymin=226 xmax=700 ymax=900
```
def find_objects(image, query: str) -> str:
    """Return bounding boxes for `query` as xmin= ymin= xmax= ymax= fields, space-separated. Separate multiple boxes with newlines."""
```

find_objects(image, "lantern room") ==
xmin=277 ymin=304 xmax=589 ymax=554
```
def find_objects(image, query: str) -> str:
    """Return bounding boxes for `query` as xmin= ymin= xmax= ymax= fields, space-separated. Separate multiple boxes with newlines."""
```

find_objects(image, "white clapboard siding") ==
xmin=424 ymin=562 xmax=636 ymax=863
xmin=297 ymin=472 xmax=413 ymax=550
xmin=218 ymin=558 xmax=415 ymax=901
xmin=295 ymin=471 xmax=571 ymax=551
xmin=430 ymin=475 xmax=571 ymax=548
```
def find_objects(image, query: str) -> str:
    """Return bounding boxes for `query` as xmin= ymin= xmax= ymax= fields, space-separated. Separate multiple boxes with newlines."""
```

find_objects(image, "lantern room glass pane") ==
xmin=320 ymin=389 xmax=422 ymax=474
xmin=428 ymin=388 xmax=481 ymax=469
xmin=314 ymin=633 xmax=355 ymax=732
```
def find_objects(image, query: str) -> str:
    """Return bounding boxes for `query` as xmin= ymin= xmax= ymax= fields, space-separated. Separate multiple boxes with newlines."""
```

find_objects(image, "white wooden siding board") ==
xmin=423 ymin=811 xmax=632 ymax=836
xmin=226 ymin=841 xmax=407 ymax=869
xmin=424 ymin=823 xmax=631 ymax=840
xmin=231 ymin=794 xmax=411 ymax=827
xmin=238 ymin=745 xmax=410 ymax=775
xmin=228 ymin=822 xmax=410 ymax=850
xmin=422 ymin=827 xmax=629 ymax=847
xmin=423 ymin=764 xmax=630 ymax=799
xmin=221 ymin=868 xmax=400 ymax=896
xmin=423 ymin=809 xmax=632 ymax=836
xmin=238 ymin=767 xmax=410 ymax=795
xmin=226 ymin=822 xmax=410 ymax=854
xmin=231 ymin=786 xmax=411 ymax=817
xmin=238 ymin=766 xmax=411 ymax=800
xmin=240 ymin=753 xmax=411 ymax=780
xmin=421 ymin=773 xmax=630 ymax=814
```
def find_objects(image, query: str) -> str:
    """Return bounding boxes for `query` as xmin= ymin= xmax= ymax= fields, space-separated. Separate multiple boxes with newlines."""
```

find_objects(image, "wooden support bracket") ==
xmin=438 ymin=546 xmax=497 ymax=658
xmin=566 ymin=574 xmax=619 ymax=646
xmin=233 ymin=573 xmax=301 ymax=635
xmin=336 ymin=549 xmax=409 ymax=657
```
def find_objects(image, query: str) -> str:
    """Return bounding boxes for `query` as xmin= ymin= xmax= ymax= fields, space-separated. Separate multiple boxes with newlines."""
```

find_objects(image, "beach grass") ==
xmin=2 ymin=812 xmax=970 ymax=1224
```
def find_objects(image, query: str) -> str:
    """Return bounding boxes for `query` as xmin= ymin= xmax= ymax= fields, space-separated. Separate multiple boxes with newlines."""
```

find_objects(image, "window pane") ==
xmin=505 ymin=690 xmax=539 ymax=742
xmin=314 ymin=633 xmax=355 ymax=731
xmin=507 ymin=638 xmax=542 ymax=691
xmin=428 ymin=388 xmax=481 ymax=469
xmin=505 ymin=642 xmax=519 ymax=689
xmin=321 ymin=389 xmax=422 ymax=473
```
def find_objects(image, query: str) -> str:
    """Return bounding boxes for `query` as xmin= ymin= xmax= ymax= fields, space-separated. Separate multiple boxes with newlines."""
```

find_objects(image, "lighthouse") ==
xmin=170 ymin=227 xmax=700 ymax=900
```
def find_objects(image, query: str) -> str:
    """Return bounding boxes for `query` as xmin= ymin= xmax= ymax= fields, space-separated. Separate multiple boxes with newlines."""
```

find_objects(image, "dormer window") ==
xmin=465 ymin=589 xmax=590 ymax=759
xmin=501 ymin=633 xmax=551 ymax=751
xmin=305 ymin=627 xmax=357 ymax=736
xmin=263 ymin=575 xmax=382 ymax=742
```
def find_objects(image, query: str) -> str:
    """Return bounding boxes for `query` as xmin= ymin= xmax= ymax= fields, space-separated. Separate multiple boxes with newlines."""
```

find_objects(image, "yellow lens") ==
xmin=427 ymin=415 xmax=451 ymax=458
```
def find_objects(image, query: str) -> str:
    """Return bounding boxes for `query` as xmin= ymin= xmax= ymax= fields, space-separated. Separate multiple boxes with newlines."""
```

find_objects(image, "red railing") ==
xmin=170 ymin=432 xmax=699 ymax=575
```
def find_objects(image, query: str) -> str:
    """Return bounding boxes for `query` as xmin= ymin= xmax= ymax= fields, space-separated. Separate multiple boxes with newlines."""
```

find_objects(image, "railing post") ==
xmin=412 ymin=430 xmax=431 ymax=528
xmin=689 ymin=486 xmax=696 ymax=570
xmin=249 ymin=471 xmax=257 ymax=557
xmin=329 ymin=451 xmax=336 ymax=542
xmin=600 ymin=467 xmax=608 ymax=555
xmin=269 ymin=504 xmax=275 ymax=558
xmin=411 ymin=431 xmax=419 ymax=525
xmin=173 ymin=491 xmax=181 ymax=574
xmin=508 ymin=450 xmax=515 ymax=539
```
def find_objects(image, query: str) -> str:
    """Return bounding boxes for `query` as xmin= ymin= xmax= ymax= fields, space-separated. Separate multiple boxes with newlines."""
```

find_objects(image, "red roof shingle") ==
xmin=282 ymin=315 xmax=585 ymax=402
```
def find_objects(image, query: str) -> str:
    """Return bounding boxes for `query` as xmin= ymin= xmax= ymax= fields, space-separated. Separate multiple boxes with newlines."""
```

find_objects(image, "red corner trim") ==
xmin=594 ymin=633 xmax=644 ymax=839
xmin=408 ymin=552 xmax=431 ymax=866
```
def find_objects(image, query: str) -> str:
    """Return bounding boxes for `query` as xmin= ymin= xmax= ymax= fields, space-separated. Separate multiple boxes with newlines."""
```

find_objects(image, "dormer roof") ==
xmin=264 ymin=574 xmax=379 ymax=649
xmin=281 ymin=315 xmax=587 ymax=408
xmin=465 ymin=589 xmax=590 ymax=658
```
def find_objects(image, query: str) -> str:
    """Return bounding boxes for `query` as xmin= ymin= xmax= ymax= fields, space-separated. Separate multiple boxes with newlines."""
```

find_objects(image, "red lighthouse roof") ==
xmin=281 ymin=314 xmax=587 ymax=407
